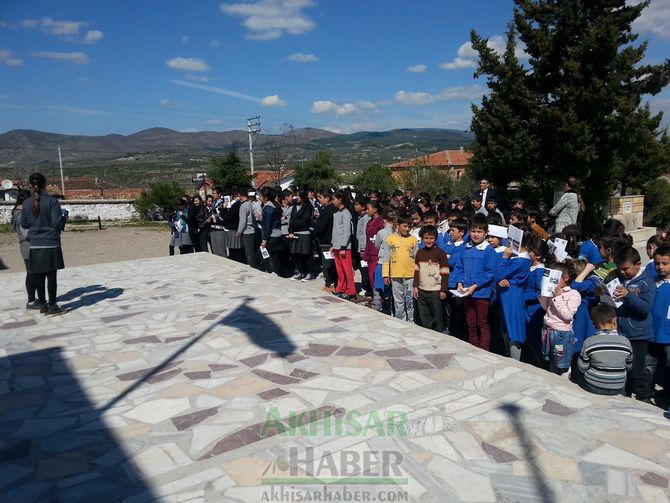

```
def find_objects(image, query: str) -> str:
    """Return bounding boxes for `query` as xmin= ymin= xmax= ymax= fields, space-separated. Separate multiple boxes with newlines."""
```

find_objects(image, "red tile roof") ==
xmin=388 ymin=149 xmax=473 ymax=169
xmin=254 ymin=170 xmax=295 ymax=188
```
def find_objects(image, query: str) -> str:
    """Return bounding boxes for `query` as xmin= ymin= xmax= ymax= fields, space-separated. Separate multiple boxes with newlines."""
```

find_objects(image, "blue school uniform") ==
xmin=645 ymin=260 xmax=656 ymax=277
xmin=496 ymin=253 xmax=531 ymax=343
xmin=445 ymin=241 xmax=465 ymax=289
xmin=579 ymin=240 xmax=602 ymax=265
xmin=454 ymin=241 xmax=496 ymax=299
xmin=571 ymin=276 xmax=599 ymax=353
xmin=523 ymin=264 xmax=545 ymax=346
xmin=653 ymin=280 xmax=670 ymax=344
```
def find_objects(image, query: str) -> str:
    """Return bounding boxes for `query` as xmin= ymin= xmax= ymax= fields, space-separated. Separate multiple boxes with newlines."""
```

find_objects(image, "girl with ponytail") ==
xmin=21 ymin=172 xmax=67 ymax=315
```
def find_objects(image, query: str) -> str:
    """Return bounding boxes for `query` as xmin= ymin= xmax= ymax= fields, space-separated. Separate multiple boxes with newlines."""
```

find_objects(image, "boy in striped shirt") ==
xmin=572 ymin=304 xmax=633 ymax=396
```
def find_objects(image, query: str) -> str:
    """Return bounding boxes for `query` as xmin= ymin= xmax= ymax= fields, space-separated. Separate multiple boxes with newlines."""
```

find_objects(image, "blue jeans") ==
xmin=542 ymin=327 xmax=575 ymax=371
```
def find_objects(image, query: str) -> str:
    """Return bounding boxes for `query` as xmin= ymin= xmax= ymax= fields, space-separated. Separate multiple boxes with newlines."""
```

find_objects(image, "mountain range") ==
xmin=0 ymin=127 xmax=475 ymax=176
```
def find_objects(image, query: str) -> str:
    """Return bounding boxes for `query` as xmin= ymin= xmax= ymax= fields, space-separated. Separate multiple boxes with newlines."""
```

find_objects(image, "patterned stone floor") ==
xmin=1 ymin=253 xmax=670 ymax=503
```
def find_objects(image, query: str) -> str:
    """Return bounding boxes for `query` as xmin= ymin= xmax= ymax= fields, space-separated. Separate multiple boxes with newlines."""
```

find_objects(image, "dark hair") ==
xmin=354 ymin=194 xmax=369 ymax=207
xmin=526 ymin=207 xmax=540 ymax=220
xmin=485 ymin=197 xmax=497 ymax=205
xmin=552 ymin=261 xmax=577 ymax=283
xmin=297 ymin=189 xmax=313 ymax=211
xmin=367 ymin=200 xmax=382 ymax=214
xmin=446 ymin=209 xmax=462 ymax=220
xmin=470 ymin=213 xmax=488 ymax=232
xmin=648 ymin=234 xmax=668 ymax=248
xmin=486 ymin=213 xmax=503 ymax=226
xmin=449 ymin=218 xmax=469 ymax=235
xmin=512 ymin=208 xmax=529 ymax=222
xmin=333 ymin=190 xmax=353 ymax=212
xmin=527 ymin=234 xmax=547 ymax=259
xmin=591 ymin=304 xmax=617 ymax=328
xmin=12 ymin=189 xmax=32 ymax=213
xmin=29 ymin=172 xmax=47 ymax=216
xmin=599 ymin=218 xmax=625 ymax=241
xmin=471 ymin=195 xmax=482 ymax=203
xmin=615 ymin=246 xmax=641 ymax=265
xmin=392 ymin=189 xmax=403 ymax=198
xmin=423 ymin=210 xmax=438 ymax=222
xmin=420 ymin=225 xmax=438 ymax=239
xmin=604 ymin=235 xmax=631 ymax=258
xmin=382 ymin=207 xmax=397 ymax=222
xmin=281 ymin=189 xmax=293 ymax=200
xmin=522 ymin=230 xmax=540 ymax=253
xmin=396 ymin=214 xmax=411 ymax=226
xmin=261 ymin=186 xmax=281 ymax=213
xmin=212 ymin=186 xmax=223 ymax=195
xmin=655 ymin=246 xmax=670 ymax=259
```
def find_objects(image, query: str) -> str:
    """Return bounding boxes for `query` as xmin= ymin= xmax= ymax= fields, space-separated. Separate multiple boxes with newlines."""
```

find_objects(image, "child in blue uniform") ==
xmin=652 ymin=246 xmax=670 ymax=395
xmin=524 ymin=239 xmax=547 ymax=367
xmin=496 ymin=231 xmax=534 ymax=360
xmin=571 ymin=259 xmax=599 ymax=356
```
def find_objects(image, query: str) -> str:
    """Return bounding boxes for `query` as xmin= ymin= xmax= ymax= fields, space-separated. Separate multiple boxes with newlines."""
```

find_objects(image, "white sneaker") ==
xmin=301 ymin=274 xmax=316 ymax=282
xmin=292 ymin=273 xmax=304 ymax=280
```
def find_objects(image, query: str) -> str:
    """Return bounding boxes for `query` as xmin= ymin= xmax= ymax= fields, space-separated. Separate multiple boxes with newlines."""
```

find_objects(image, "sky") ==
xmin=1 ymin=0 xmax=670 ymax=136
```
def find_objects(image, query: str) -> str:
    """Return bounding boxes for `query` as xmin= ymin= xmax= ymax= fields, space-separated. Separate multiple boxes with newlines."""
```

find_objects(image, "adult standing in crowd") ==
xmin=209 ymin=187 xmax=227 ymax=257
xmin=11 ymin=189 xmax=37 ymax=308
xmin=21 ymin=172 xmax=67 ymax=315
xmin=474 ymin=178 xmax=496 ymax=208
xmin=549 ymin=176 xmax=583 ymax=232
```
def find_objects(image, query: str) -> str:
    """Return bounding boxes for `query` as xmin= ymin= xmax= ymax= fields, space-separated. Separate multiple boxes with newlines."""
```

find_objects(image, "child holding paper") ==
xmin=524 ymin=239 xmax=547 ymax=366
xmin=455 ymin=214 xmax=496 ymax=351
xmin=445 ymin=218 xmax=468 ymax=339
xmin=539 ymin=262 xmax=581 ymax=374
xmin=613 ymin=246 xmax=656 ymax=402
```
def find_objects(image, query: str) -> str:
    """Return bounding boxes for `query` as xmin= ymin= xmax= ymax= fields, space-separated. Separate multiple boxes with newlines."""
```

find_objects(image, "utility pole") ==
xmin=247 ymin=116 xmax=261 ymax=177
xmin=58 ymin=146 xmax=66 ymax=197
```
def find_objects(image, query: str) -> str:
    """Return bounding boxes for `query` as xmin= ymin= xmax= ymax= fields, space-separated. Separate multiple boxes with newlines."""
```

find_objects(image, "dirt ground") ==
xmin=0 ymin=226 xmax=172 ymax=273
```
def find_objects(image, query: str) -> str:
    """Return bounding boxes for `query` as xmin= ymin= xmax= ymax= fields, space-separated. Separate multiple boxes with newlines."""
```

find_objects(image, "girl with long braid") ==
xmin=20 ymin=173 xmax=67 ymax=315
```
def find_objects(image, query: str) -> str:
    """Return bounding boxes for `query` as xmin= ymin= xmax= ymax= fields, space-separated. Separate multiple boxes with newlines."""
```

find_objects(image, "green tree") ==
xmin=469 ymin=25 xmax=539 ymax=201
xmin=513 ymin=0 xmax=670 ymax=223
xmin=293 ymin=151 xmax=340 ymax=191
xmin=645 ymin=178 xmax=670 ymax=229
xmin=353 ymin=164 xmax=397 ymax=194
xmin=208 ymin=147 xmax=252 ymax=189
xmin=398 ymin=161 xmax=453 ymax=197
xmin=133 ymin=181 xmax=184 ymax=219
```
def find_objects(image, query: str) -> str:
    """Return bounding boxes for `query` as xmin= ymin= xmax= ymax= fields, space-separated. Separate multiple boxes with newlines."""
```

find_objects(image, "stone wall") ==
xmin=0 ymin=200 xmax=138 ymax=224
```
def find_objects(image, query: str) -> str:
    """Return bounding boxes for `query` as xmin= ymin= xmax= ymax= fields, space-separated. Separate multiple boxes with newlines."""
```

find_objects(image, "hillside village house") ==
xmin=388 ymin=148 xmax=473 ymax=179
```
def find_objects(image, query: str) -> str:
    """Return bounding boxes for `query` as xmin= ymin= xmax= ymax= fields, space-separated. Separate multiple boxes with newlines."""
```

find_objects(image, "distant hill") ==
xmin=0 ymin=127 xmax=474 ymax=183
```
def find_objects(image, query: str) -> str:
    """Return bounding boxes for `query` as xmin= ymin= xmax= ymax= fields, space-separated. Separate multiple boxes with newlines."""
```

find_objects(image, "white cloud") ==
xmin=220 ymin=0 xmax=315 ymax=40
xmin=631 ymin=0 xmax=670 ymax=39
xmin=83 ymin=30 xmax=103 ymax=44
xmin=439 ymin=57 xmax=476 ymax=70
xmin=436 ymin=85 xmax=485 ymax=101
xmin=261 ymin=94 xmax=287 ymax=107
xmin=440 ymin=35 xmax=528 ymax=70
xmin=181 ymin=35 xmax=190 ymax=43
xmin=160 ymin=99 xmax=171 ymax=107
xmin=355 ymin=100 xmax=380 ymax=111
xmin=208 ymin=39 xmax=221 ymax=48
xmin=166 ymin=57 xmax=210 ymax=72
xmin=185 ymin=73 xmax=211 ymax=82
xmin=394 ymin=90 xmax=435 ymax=106
xmin=207 ymin=119 xmax=224 ymax=125
xmin=21 ymin=17 xmax=85 ymax=36
xmin=406 ymin=64 xmax=427 ymax=74
xmin=311 ymin=100 xmax=361 ymax=117
xmin=172 ymin=79 xmax=263 ymax=103
xmin=30 ymin=51 xmax=90 ymax=64
xmin=0 ymin=49 xmax=22 ymax=67
xmin=286 ymin=52 xmax=318 ymax=63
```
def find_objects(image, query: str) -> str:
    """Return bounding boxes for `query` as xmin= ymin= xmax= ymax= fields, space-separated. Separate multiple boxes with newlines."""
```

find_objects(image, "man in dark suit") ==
xmin=473 ymin=178 xmax=496 ymax=208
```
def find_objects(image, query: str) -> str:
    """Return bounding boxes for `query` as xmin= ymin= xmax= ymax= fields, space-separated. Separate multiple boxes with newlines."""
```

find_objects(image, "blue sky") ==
xmin=1 ymin=0 xmax=669 ymax=136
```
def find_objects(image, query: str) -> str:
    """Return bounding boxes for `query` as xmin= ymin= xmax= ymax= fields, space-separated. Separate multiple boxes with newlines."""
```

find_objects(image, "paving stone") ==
xmin=171 ymin=407 xmax=219 ymax=431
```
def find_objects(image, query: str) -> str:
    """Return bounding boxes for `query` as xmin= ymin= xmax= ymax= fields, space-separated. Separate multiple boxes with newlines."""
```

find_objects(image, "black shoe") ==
xmin=39 ymin=303 xmax=48 ymax=314
xmin=46 ymin=304 xmax=65 ymax=316
xmin=26 ymin=301 xmax=40 ymax=310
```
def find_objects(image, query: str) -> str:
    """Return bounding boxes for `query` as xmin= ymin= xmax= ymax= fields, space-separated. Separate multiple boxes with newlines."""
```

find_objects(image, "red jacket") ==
xmin=362 ymin=216 xmax=384 ymax=262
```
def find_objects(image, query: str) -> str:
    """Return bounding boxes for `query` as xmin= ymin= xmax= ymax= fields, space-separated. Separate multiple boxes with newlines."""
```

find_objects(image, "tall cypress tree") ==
xmin=470 ymin=0 xmax=670 ymax=229
xmin=469 ymin=26 xmax=539 ymax=201
xmin=514 ymin=0 xmax=670 ymax=219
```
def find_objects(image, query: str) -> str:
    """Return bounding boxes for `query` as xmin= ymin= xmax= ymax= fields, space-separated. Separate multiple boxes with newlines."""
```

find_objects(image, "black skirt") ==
xmin=289 ymin=233 xmax=312 ymax=255
xmin=29 ymin=247 xmax=64 ymax=274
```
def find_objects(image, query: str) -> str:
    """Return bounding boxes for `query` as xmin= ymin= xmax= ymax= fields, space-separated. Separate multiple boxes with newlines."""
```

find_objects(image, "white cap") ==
xmin=247 ymin=190 xmax=256 ymax=196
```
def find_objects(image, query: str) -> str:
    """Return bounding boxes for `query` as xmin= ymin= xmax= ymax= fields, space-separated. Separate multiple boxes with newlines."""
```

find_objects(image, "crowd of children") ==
xmin=164 ymin=183 xmax=670 ymax=407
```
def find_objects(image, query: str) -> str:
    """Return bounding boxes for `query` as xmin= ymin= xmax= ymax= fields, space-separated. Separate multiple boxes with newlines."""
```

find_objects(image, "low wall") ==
xmin=0 ymin=200 xmax=138 ymax=224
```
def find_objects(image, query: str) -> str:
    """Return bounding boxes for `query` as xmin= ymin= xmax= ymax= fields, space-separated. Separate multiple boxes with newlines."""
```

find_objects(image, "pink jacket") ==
xmin=541 ymin=286 xmax=581 ymax=331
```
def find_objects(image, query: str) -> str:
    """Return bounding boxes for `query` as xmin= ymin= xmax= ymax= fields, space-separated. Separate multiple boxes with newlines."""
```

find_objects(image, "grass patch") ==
xmin=0 ymin=223 xmax=12 ymax=234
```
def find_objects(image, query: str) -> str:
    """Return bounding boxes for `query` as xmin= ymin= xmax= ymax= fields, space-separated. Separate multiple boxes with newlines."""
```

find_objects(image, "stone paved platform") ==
xmin=1 ymin=253 xmax=670 ymax=502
